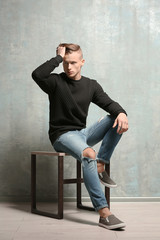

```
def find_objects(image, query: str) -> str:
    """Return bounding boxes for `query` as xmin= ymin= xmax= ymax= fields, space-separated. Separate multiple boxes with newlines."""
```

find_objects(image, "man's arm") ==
xmin=31 ymin=46 xmax=66 ymax=94
xmin=92 ymin=81 xmax=128 ymax=134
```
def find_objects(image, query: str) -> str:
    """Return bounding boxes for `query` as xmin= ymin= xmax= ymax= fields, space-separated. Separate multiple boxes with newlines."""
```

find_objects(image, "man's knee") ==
xmin=83 ymin=147 xmax=96 ymax=160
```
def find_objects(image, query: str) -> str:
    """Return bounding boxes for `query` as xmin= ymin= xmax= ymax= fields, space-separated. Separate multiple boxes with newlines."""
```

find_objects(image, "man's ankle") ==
xmin=98 ymin=207 xmax=112 ymax=218
xmin=97 ymin=162 xmax=105 ymax=173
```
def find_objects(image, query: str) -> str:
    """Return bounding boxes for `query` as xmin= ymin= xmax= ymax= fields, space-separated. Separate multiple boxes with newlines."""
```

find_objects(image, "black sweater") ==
xmin=32 ymin=55 xmax=127 ymax=144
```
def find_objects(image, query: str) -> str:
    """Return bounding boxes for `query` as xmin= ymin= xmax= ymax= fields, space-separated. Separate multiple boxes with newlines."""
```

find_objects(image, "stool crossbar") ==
xmin=31 ymin=151 xmax=110 ymax=219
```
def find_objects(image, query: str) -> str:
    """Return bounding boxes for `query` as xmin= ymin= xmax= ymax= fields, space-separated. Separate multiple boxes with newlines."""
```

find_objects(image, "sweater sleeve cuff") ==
xmin=48 ymin=55 xmax=63 ymax=67
xmin=56 ymin=55 xmax=63 ymax=63
xmin=117 ymin=110 xmax=127 ymax=116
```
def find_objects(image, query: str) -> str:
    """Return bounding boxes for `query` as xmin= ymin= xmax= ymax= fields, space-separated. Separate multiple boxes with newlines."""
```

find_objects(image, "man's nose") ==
xmin=68 ymin=63 xmax=71 ymax=69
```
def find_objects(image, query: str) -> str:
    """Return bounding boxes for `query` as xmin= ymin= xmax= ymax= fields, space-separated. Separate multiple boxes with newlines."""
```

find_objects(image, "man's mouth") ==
xmin=68 ymin=71 xmax=73 ymax=75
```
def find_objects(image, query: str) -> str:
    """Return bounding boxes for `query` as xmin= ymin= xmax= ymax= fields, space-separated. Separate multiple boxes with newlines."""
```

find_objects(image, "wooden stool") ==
xmin=31 ymin=151 xmax=110 ymax=219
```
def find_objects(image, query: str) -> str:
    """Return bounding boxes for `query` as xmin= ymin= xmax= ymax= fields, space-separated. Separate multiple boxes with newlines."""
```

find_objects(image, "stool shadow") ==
xmin=64 ymin=212 xmax=98 ymax=226
xmin=9 ymin=202 xmax=97 ymax=226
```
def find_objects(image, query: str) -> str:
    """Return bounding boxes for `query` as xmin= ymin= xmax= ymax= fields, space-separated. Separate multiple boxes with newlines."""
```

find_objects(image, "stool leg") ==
xmin=105 ymin=163 xmax=110 ymax=209
xmin=77 ymin=160 xmax=82 ymax=207
xmin=31 ymin=154 xmax=36 ymax=212
xmin=58 ymin=156 xmax=64 ymax=219
xmin=30 ymin=153 xmax=64 ymax=219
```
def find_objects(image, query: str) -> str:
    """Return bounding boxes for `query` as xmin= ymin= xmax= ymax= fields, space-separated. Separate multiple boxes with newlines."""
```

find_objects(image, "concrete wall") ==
xmin=0 ymin=0 xmax=160 ymax=201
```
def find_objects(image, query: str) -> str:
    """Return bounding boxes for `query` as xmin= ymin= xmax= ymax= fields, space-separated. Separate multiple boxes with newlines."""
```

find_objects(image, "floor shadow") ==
xmin=9 ymin=202 xmax=31 ymax=213
xmin=9 ymin=202 xmax=98 ymax=227
xmin=64 ymin=208 xmax=97 ymax=226
xmin=111 ymin=228 xmax=125 ymax=232
xmin=64 ymin=214 xmax=98 ymax=226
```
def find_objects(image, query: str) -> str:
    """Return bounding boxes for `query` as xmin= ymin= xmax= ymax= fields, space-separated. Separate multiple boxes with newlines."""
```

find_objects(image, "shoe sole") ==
xmin=99 ymin=222 xmax=126 ymax=230
xmin=99 ymin=179 xmax=117 ymax=188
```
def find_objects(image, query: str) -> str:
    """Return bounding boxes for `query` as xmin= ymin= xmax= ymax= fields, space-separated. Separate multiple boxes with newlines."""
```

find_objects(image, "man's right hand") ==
xmin=56 ymin=45 xmax=66 ymax=59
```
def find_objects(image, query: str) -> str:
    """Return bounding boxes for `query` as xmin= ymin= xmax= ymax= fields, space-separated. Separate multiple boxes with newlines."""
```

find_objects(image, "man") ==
xmin=32 ymin=43 xmax=128 ymax=230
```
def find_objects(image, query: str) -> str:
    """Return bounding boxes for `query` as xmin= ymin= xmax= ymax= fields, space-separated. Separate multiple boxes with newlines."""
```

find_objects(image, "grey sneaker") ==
xmin=99 ymin=214 xmax=126 ymax=230
xmin=98 ymin=171 xmax=117 ymax=188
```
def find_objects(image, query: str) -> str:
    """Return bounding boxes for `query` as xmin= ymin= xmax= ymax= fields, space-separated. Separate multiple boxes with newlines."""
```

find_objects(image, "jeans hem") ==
xmin=96 ymin=157 xmax=110 ymax=164
xmin=95 ymin=204 xmax=108 ymax=212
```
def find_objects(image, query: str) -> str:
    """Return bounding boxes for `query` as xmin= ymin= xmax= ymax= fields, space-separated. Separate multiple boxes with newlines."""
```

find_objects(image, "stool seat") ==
xmin=31 ymin=151 xmax=110 ymax=219
xmin=31 ymin=151 xmax=70 ymax=156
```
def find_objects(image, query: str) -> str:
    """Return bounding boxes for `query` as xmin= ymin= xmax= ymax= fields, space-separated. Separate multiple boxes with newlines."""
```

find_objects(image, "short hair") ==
xmin=59 ymin=43 xmax=83 ymax=58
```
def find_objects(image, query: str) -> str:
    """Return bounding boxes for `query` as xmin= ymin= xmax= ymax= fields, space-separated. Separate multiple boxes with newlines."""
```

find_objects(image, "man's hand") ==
xmin=56 ymin=45 xmax=66 ymax=58
xmin=112 ymin=113 xmax=128 ymax=134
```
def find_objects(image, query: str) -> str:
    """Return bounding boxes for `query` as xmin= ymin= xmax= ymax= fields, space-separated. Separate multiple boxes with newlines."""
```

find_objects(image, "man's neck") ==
xmin=69 ymin=73 xmax=81 ymax=81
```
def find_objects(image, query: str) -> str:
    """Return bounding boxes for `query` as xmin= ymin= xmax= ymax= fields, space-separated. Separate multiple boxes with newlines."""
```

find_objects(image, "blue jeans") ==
xmin=53 ymin=115 xmax=122 ymax=211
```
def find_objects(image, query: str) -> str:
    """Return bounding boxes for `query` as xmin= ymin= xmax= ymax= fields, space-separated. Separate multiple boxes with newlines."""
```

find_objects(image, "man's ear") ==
xmin=81 ymin=59 xmax=85 ymax=66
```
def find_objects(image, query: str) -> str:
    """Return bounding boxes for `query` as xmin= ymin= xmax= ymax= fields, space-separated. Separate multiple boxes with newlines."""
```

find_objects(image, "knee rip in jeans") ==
xmin=82 ymin=147 xmax=96 ymax=160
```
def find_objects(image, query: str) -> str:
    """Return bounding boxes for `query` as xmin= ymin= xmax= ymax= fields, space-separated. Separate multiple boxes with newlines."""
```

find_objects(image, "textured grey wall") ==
xmin=0 ymin=0 xmax=160 ymax=201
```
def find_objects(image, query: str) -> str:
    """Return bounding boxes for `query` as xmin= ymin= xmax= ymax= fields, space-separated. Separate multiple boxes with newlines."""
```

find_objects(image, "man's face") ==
xmin=63 ymin=51 xmax=85 ymax=80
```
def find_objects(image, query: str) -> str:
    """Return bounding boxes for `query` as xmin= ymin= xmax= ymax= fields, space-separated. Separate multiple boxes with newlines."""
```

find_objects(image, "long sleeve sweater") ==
xmin=32 ymin=55 xmax=127 ymax=144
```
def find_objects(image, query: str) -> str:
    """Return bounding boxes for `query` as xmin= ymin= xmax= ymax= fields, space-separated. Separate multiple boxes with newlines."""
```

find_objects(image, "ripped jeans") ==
xmin=53 ymin=115 xmax=122 ymax=211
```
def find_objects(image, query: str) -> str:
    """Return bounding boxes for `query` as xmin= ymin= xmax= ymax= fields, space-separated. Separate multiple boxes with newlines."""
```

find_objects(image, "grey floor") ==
xmin=1 ymin=201 xmax=160 ymax=240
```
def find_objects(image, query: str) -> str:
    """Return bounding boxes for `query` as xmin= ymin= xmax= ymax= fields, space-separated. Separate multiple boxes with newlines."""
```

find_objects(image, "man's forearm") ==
xmin=32 ymin=55 xmax=63 ymax=81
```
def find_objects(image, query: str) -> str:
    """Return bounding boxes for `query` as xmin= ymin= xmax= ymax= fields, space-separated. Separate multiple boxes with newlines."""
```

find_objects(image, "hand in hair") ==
xmin=56 ymin=45 xmax=66 ymax=58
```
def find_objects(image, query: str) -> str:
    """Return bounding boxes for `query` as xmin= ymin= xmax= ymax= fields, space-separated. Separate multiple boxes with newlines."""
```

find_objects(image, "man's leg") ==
xmin=82 ymin=147 xmax=125 ymax=230
xmin=82 ymin=116 xmax=126 ymax=229
xmin=85 ymin=115 xmax=122 ymax=163
xmin=96 ymin=117 xmax=122 ymax=188
xmin=84 ymin=115 xmax=121 ymax=183
xmin=53 ymin=130 xmax=125 ymax=229
xmin=53 ymin=131 xmax=108 ymax=211
xmin=82 ymin=148 xmax=111 ymax=217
